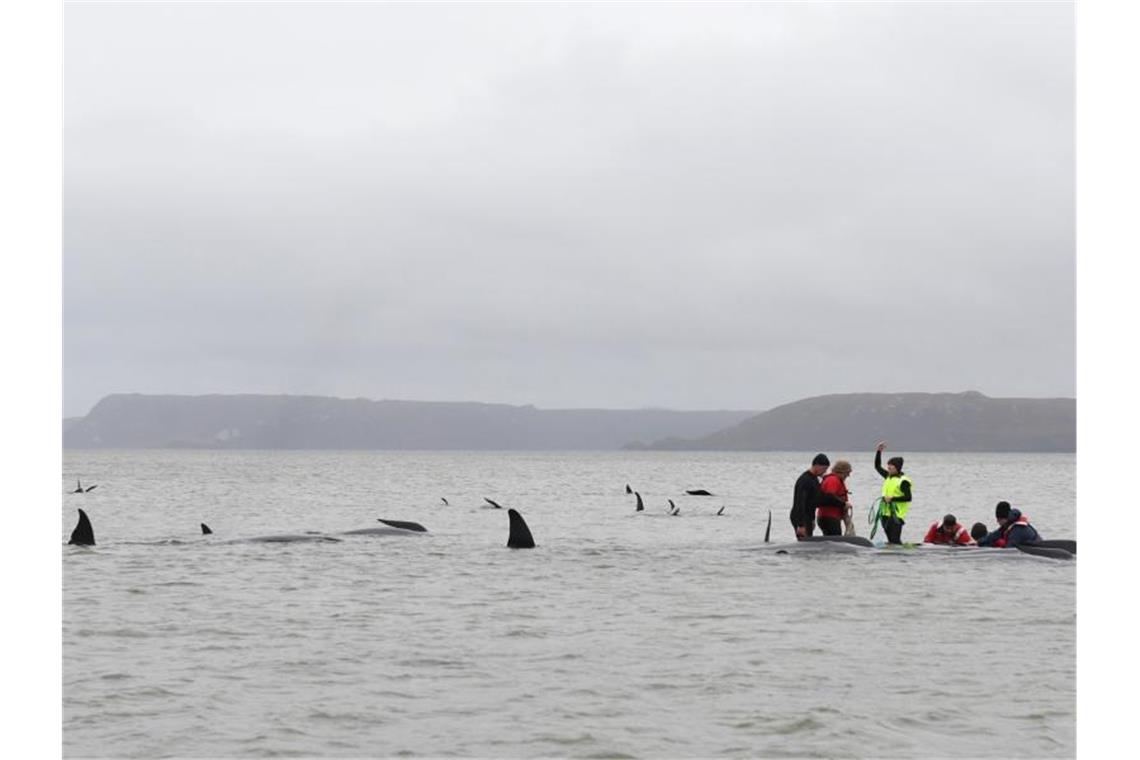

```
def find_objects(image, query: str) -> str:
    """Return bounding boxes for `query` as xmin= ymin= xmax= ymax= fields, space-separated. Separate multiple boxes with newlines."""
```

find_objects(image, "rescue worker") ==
xmin=978 ymin=502 xmax=1042 ymax=548
xmin=790 ymin=453 xmax=845 ymax=539
xmin=873 ymin=441 xmax=913 ymax=544
xmin=923 ymin=513 xmax=976 ymax=545
xmin=817 ymin=460 xmax=854 ymax=536
xmin=970 ymin=522 xmax=989 ymax=543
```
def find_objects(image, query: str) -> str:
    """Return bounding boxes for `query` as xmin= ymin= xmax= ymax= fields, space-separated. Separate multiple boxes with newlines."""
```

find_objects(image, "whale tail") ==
xmin=69 ymin=508 xmax=95 ymax=546
xmin=507 ymin=508 xmax=536 ymax=549
xmin=201 ymin=523 xmax=213 ymax=535
xmin=634 ymin=491 xmax=644 ymax=512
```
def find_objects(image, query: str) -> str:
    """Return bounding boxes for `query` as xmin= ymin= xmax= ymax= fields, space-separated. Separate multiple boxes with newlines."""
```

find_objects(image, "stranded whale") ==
xmin=68 ymin=509 xmax=95 ymax=546
xmin=507 ymin=509 xmax=535 ymax=549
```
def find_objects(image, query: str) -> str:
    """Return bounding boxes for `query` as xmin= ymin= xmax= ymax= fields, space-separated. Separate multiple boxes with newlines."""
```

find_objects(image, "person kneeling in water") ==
xmin=924 ymin=513 xmax=976 ymax=545
xmin=978 ymin=501 xmax=1042 ymax=548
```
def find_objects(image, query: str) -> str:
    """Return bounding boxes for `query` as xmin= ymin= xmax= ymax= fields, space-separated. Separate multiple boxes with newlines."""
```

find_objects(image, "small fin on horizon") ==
xmin=377 ymin=518 xmax=428 ymax=533
xmin=625 ymin=484 xmax=632 ymax=494
xmin=668 ymin=499 xmax=679 ymax=516
xmin=764 ymin=510 xmax=772 ymax=543
xmin=441 ymin=497 xmax=449 ymax=506
xmin=484 ymin=497 xmax=504 ymax=509
xmin=73 ymin=479 xmax=84 ymax=494
xmin=507 ymin=508 xmax=536 ymax=549
xmin=69 ymin=508 xmax=95 ymax=546
xmin=716 ymin=506 xmax=725 ymax=516
xmin=85 ymin=484 xmax=98 ymax=492
xmin=201 ymin=523 xmax=213 ymax=535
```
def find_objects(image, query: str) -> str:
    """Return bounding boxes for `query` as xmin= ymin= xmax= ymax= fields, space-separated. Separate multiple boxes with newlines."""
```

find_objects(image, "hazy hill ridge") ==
xmin=62 ymin=394 xmax=757 ymax=451
xmin=628 ymin=391 xmax=1074 ymax=452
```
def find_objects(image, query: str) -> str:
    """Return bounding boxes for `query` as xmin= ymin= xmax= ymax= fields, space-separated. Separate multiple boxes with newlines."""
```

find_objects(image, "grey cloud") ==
xmin=64 ymin=1 xmax=1073 ymax=417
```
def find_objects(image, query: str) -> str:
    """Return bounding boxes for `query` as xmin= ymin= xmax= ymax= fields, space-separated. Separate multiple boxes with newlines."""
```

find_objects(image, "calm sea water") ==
xmin=62 ymin=450 xmax=1075 ymax=758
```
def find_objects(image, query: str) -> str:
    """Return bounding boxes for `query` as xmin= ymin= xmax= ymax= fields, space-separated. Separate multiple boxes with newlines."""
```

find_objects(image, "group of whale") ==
xmin=66 ymin=503 xmax=537 ymax=550
xmin=66 ymin=481 xmax=1073 ymax=560
xmin=66 ymin=482 xmax=718 ymax=552
xmin=627 ymin=485 xmax=724 ymax=516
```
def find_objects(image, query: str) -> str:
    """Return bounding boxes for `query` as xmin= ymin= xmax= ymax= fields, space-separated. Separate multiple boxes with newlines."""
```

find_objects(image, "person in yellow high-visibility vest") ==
xmin=873 ymin=441 xmax=913 ymax=544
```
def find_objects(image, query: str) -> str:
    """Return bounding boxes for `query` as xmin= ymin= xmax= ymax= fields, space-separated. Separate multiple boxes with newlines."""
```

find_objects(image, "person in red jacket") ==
xmin=816 ymin=460 xmax=854 ymax=536
xmin=924 ymin=513 xmax=976 ymax=545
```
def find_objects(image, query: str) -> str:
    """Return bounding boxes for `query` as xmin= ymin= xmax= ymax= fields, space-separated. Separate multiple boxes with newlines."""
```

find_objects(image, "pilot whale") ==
xmin=68 ymin=509 xmax=95 ymax=546
xmin=341 ymin=518 xmax=428 ymax=537
xmin=507 ymin=508 xmax=535 ymax=549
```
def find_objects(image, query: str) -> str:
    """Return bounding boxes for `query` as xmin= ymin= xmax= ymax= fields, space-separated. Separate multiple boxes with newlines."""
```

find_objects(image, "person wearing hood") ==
xmin=873 ymin=441 xmax=913 ymax=544
xmin=978 ymin=501 xmax=1042 ymax=548
xmin=923 ymin=513 xmax=976 ymax=545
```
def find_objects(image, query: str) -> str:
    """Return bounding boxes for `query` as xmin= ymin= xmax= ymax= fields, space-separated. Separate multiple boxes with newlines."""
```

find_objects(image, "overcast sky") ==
xmin=63 ymin=1 xmax=1074 ymax=418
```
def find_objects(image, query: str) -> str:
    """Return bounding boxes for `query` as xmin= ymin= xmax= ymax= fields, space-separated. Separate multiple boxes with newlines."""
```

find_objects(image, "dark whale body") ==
xmin=376 ymin=519 xmax=427 ymax=533
xmin=686 ymin=489 xmax=713 ymax=496
xmin=69 ymin=509 xmax=95 ymax=546
xmin=507 ymin=508 xmax=535 ymax=549
xmin=800 ymin=535 xmax=875 ymax=547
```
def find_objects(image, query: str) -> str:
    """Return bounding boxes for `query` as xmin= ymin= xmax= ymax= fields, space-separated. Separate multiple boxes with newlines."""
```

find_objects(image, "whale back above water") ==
xmin=242 ymin=534 xmax=343 ymax=544
xmin=69 ymin=509 xmax=95 ymax=546
xmin=507 ymin=508 xmax=535 ymax=549
xmin=376 ymin=518 xmax=428 ymax=533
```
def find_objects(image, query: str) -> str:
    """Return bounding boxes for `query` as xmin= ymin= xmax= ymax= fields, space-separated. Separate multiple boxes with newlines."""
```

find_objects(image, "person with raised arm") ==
xmin=873 ymin=441 xmax=913 ymax=544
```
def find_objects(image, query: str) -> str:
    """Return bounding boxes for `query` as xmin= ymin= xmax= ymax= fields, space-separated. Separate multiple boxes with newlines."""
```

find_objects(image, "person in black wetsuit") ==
xmin=790 ymin=453 xmax=845 ymax=539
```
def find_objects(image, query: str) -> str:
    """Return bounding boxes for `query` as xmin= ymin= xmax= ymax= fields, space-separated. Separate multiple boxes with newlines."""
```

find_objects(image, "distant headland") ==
xmin=63 ymin=391 xmax=1074 ymax=452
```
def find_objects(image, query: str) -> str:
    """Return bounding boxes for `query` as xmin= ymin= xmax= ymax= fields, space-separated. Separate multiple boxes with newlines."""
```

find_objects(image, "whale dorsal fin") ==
xmin=201 ymin=523 xmax=213 ymax=535
xmin=507 ymin=508 xmax=535 ymax=549
xmin=69 ymin=508 xmax=95 ymax=546
xmin=485 ymin=497 xmax=503 ymax=509
xmin=635 ymin=491 xmax=644 ymax=512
